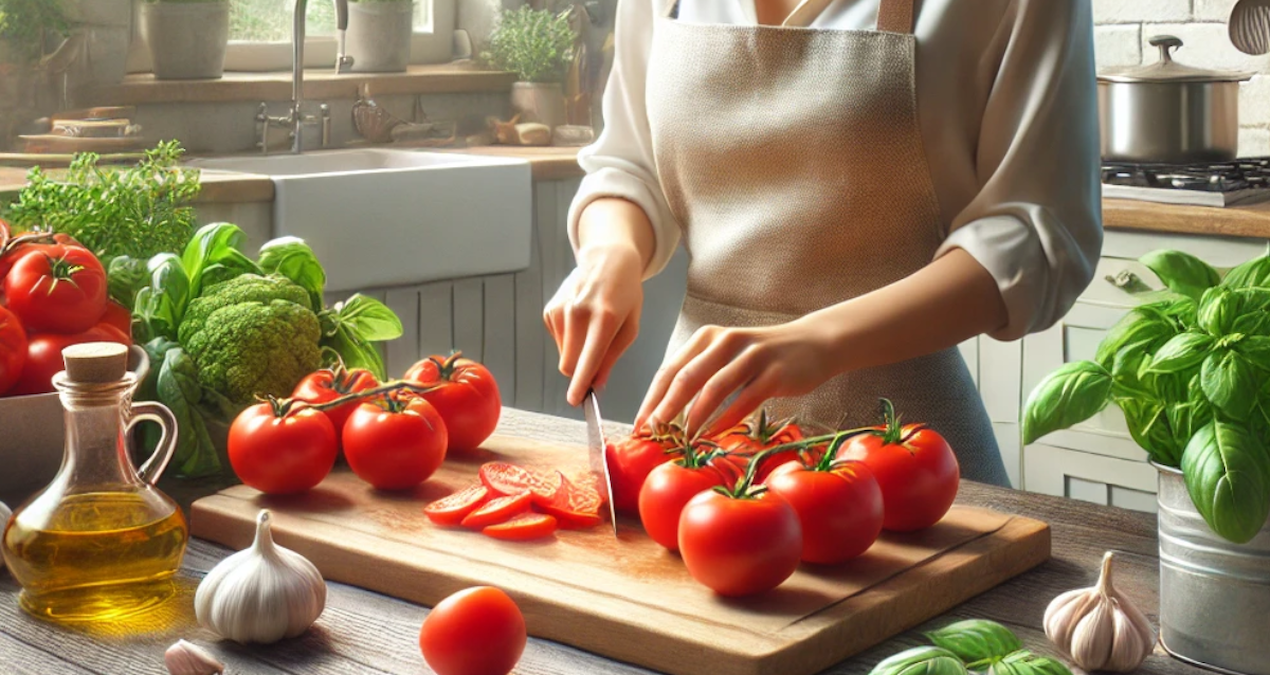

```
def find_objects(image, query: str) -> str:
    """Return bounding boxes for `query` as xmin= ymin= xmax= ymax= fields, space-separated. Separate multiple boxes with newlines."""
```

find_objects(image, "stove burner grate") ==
xmin=1101 ymin=158 xmax=1270 ymax=193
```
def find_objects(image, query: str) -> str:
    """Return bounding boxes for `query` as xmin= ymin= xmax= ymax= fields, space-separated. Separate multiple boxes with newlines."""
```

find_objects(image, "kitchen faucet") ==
xmin=257 ymin=0 xmax=355 ymax=154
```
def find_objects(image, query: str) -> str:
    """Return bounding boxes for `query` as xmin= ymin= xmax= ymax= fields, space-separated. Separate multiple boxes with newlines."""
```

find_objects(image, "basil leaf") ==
xmin=106 ymin=255 xmax=148 ymax=311
xmin=1118 ymin=397 xmax=1179 ymax=466
xmin=138 ymin=253 xmax=190 ymax=342
xmin=1147 ymin=332 xmax=1215 ymax=374
xmin=1182 ymin=420 xmax=1270 ymax=544
xmin=1221 ymin=255 xmax=1270 ymax=289
xmin=1022 ymin=361 xmax=1113 ymax=444
xmin=334 ymin=294 xmax=403 ymax=342
xmin=153 ymin=347 xmax=222 ymax=479
xmin=868 ymin=646 xmax=967 ymax=675
xmin=1095 ymin=306 xmax=1176 ymax=369
xmin=326 ymin=323 xmax=388 ymax=380
xmin=1234 ymin=335 xmax=1270 ymax=371
xmin=988 ymin=651 xmax=1073 ymax=675
xmin=259 ymin=236 xmax=326 ymax=312
xmin=1109 ymin=340 xmax=1156 ymax=400
xmin=1198 ymin=286 xmax=1235 ymax=335
xmin=924 ymin=620 xmax=1021 ymax=663
xmin=181 ymin=222 xmax=261 ymax=297
xmin=1230 ymin=289 xmax=1270 ymax=336
xmin=1141 ymin=249 xmax=1221 ymax=301
xmin=1201 ymin=350 xmax=1258 ymax=421
xmin=1164 ymin=295 xmax=1200 ymax=328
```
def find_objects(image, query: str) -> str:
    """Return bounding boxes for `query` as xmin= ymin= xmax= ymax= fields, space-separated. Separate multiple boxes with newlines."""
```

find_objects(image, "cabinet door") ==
xmin=1023 ymin=443 xmax=1159 ymax=513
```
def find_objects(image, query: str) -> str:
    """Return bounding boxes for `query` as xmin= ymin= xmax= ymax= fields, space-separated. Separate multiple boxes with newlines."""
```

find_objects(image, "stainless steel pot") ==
xmin=1098 ymin=35 xmax=1252 ymax=163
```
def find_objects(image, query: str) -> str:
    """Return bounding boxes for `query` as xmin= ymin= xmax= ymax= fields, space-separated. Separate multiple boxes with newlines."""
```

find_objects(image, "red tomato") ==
xmin=0 ymin=232 xmax=80 ymax=282
xmin=228 ymin=403 xmax=338 ymax=495
xmin=404 ymin=352 xmax=501 ymax=452
xmin=4 ymin=245 xmax=108 ymax=334
xmin=540 ymin=474 xmax=604 ymax=528
xmin=607 ymin=432 xmax=684 ymax=515
xmin=638 ymin=460 xmax=730 ymax=552
xmin=292 ymin=366 xmax=380 ymax=441
xmin=8 ymin=323 xmax=128 ymax=396
xmin=0 ymin=305 xmax=27 ymax=394
xmin=479 ymin=462 xmax=563 ymax=505
xmin=461 ymin=492 xmax=533 ymax=529
xmin=837 ymin=422 xmax=959 ymax=532
xmin=419 ymin=587 xmax=526 ymax=675
xmin=765 ymin=461 xmax=884 ymax=564
xmin=342 ymin=396 xmax=448 ymax=491
xmin=483 ymin=513 xmax=558 ymax=541
xmin=678 ymin=490 xmax=802 ymax=596
xmin=100 ymin=300 xmax=133 ymax=341
xmin=425 ymin=484 xmax=492 ymax=526
xmin=713 ymin=414 xmax=806 ymax=482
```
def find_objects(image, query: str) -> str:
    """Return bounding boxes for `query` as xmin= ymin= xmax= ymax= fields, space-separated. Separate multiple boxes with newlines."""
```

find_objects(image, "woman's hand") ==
xmin=634 ymin=317 xmax=841 ymax=437
xmin=544 ymin=242 xmax=645 ymax=406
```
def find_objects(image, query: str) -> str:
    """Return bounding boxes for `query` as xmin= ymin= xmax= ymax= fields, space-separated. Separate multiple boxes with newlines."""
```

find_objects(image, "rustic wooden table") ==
xmin=0 ymin=409 xmax=1208 ymax=675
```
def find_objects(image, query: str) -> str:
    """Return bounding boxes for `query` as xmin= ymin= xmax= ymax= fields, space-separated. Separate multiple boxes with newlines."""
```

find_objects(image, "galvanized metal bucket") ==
xmin=1157 ymin=464 xmax=1270 ymax=675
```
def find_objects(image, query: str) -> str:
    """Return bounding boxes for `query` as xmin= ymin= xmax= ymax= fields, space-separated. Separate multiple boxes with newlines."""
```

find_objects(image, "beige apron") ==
xmin=646 ymin=0 xmax=1009 ymax=485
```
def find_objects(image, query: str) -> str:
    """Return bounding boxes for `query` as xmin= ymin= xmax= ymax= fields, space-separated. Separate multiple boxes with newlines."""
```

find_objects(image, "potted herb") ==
xmin=1022 ymin=249 xmax=1270 ymax=674
xmin=63 ymin=0 xmax=132 ymax=85
xmin=140 ymin=0 xmax=229 ymax=80
xmin=483 ymin=5 xmax=576 ymax=129
xmin=346 ymin=0 xmax=415 ymax=73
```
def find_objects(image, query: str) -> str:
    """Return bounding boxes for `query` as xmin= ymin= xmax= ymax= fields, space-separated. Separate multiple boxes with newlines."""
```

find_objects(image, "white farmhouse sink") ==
xmin=190 ymin=148 xmax=533 ymax=293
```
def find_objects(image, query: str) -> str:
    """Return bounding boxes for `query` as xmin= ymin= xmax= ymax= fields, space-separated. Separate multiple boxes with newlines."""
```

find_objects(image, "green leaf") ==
xmin=1141 ymin=249 xmax=1221 ymax=300
xmin=1221 ymin=255 xmax=1270 ymax=289
xmin=924 ymin=620 xmax=1021 ymax=663
xmin=987 ymin=651 xmax=1073 ymax=675
xmin=1181 ymin=420 xmax=1270 ymax=544
xmin=137 ymin=253 xmax=190 ymax=342
xmin=1147 ymin=332 xmax=1215 ymax=374
xmin=1109 ymin=339 xmax=1157 ymax=400
xmin=1201 ymin=350 xmax=1258 ymax=421
xmin=1234 ymin=335 xmax=1270 ymax=371
xmin=1199 ymin=287 xmax=1270 ymax=336
xmin=1095 ymin=305 xmax=1177 ymax=369
xmin=1022 ymin=361 xmax=1113 ymax=444
xmin=868 ymin=646 xmax=967 ymax=675
xmin=258 ymin=236 xmax=326 ymax=311
xmin=333 ymin=294 xmax=403 ymax=342
xmin=152 ymin=347 xmax=223 ymax=479
xmin=106 ymin=255 xmax=149 ymax=311
xmin=326 ymin=323 xmax=388 ymax=380
xmin=1198 ymin=286 xmax=1235 ymax=335
xmin=181 ymin=222 xmax=261 ymax=297
xmin=1118 ymin=397 xmax=1178 ymax=466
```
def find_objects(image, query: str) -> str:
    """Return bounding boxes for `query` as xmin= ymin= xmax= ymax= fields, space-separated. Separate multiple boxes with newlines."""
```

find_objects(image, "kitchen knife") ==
xmin=584 ymin=389 xmax=619 ymax=537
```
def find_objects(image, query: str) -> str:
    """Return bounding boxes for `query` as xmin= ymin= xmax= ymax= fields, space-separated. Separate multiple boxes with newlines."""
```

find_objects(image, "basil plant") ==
xmin=1023 ymin=250 xmax=1270 ymax=544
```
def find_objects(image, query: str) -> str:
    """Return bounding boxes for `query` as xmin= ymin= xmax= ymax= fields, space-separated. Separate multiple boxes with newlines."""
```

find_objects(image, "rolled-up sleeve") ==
xmin=567 ymin=0 xmax=680 ymax=280
xmin=933 ymin=0 xmax=1103 ymax=341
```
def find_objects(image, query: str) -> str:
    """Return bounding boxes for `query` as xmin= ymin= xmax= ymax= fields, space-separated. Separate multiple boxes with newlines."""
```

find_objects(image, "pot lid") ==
xmin=1098 ymin=35 xmax=1254 ymax=83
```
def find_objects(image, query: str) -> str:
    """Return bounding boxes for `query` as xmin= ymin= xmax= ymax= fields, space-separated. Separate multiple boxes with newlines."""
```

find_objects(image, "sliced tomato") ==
xmin=479 ymin=462 xmax=563 ymax=505
xmin=424 ymin=484 xmax=492 ymax=526
xmin=483 ymin=513 xmax=558 ymax=541
xmin=461 ymin=492 xmax=533 ymax=529
xmin=540 ymin=474 xmax=604 ymax=528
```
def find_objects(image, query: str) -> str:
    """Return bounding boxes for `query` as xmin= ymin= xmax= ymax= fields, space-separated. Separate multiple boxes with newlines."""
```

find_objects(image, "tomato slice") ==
xmin=482 ymin=513 xmax=558 ymax=541
xmin=461 ymin=492 xmax=533 ymax=529
xmin=540 ymin=474 xmax=604 ymax=528
xmin=424 ymin=484 xmax=492 ymax=526
xmin=479 ymin=462 xmax=564 ymax=505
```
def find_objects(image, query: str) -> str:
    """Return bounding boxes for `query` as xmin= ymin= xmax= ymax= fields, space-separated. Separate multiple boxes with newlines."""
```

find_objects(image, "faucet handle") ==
xmin=256 ymin=102 xmax=269 ymax=122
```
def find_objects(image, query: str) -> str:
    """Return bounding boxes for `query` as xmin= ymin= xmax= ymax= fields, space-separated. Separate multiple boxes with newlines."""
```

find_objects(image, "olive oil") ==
xmin=3 ymin=492 xmax=188 ymax=621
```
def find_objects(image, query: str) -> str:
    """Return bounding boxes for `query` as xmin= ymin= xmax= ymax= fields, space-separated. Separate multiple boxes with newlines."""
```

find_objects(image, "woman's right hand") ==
xmin=544 ymin=242 xmax=645 ymax=407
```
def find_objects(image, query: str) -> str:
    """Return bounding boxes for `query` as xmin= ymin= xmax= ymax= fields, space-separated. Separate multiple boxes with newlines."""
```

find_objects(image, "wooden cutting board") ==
xmin=190 ymin=434 xmax=1050 ymax=675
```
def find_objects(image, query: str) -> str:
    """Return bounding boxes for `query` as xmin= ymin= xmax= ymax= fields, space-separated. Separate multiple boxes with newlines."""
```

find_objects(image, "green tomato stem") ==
xmin=270 ymin=380 xmax=441 ymax=418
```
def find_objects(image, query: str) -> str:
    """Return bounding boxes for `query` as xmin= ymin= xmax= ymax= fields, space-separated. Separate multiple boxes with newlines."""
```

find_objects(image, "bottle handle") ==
xmin=127 ymin=401 xmax=180 ymax=485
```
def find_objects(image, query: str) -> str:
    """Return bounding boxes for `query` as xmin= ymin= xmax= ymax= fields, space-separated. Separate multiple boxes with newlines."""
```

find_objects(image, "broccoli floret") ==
xmin=179 ymin=274 xmax=322 ymax=405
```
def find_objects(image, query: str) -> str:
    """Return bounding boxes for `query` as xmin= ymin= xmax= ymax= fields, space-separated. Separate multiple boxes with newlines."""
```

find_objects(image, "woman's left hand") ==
xmin=635 ymin=318 xmax=841 ymax=437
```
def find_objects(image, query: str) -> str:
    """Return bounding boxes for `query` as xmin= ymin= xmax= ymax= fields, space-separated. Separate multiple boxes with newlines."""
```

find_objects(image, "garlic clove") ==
xmin=1070 ymin=597 xmax=1115 ymax=668
xmin=164 ymin=639 xmax=224 ymax=675
xmin=1045 ymin=586 xmax=1098 ymax=650
xmin=195 ymin=509 xmax=326 ymax=644
xmin=1043 ymin=551 xmax=1156 ymax=673
xmin=1106 ymin=601 xmax=1148 ymax=672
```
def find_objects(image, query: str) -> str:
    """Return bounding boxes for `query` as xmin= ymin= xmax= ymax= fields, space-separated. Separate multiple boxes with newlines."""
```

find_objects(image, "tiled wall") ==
xmin=1092 ymin=0 xmax=1270 ymax=156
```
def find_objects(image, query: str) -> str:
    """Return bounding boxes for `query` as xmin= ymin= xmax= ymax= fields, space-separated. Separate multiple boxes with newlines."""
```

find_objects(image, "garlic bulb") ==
xmin=164 ymin=640 xmax=224 ymax=675
xmin=195 ymin=509 xmax=326 ymax=644
xmin=0 ymin=501 xmax=10 ymax=573
xmin=1044 ymin=551 xmax=1155 ymax=672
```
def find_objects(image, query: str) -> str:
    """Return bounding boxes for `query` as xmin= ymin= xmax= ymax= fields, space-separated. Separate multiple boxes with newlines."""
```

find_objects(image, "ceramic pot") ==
xmin=70 ymin=0 xmax=133 ymax=85
xmin=141 ymin=0 xmax=229 ymax=80
xmin=346 ymin=1 xmax=415 ymax=73
xmin=1156 ymin=463 xmax=1270 ymax=674
xmin=511 ymin=82 xmax=566 ymax=129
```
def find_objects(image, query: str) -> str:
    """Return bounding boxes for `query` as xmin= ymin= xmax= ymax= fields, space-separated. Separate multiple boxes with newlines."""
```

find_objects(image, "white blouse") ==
xmin=567 ymin=0 xmax=1103 ymax=341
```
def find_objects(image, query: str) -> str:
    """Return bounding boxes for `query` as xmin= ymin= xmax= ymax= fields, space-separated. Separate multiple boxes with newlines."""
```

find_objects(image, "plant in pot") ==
xmin=0 ymin=0 xmax=71 ymax=149
xmin=140 ymin=0 xmax=230 ymax=80
xmin=1023 ymin=249 xmax=1270 ymax=675
xmin=346 ymin=0 xmax=414 ymax=73
xmin=482 ymin=5 xmax=575 ymax=129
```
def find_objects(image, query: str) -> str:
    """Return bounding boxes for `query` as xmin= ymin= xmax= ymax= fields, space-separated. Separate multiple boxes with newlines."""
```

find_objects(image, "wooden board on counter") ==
xmin=1104 ymin=197 xmax=1270 ymax=240
xmin=191 ymin=434 xmax=1050 ymax=675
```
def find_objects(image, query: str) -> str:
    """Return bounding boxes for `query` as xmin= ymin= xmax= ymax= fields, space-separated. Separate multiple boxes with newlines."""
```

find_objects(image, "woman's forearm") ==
xmin=576 ymin=197 xmax=658 ymax=270
xmin=804 ymin=248 xmax=1009 ymax=373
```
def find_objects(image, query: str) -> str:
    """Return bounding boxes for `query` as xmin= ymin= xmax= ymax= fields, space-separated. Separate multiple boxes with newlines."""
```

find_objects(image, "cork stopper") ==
xmin=62 ymin=342 xmax=129 ymax=384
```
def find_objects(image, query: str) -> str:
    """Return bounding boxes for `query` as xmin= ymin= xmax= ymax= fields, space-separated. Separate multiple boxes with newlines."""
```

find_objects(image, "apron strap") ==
xmin=877 ymin=0 xmax=917 ymax=34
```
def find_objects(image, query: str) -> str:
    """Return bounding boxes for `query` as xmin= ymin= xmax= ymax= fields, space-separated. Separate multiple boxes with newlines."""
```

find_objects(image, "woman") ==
xmin=544 ymin=0 xmax=1102 ymax=486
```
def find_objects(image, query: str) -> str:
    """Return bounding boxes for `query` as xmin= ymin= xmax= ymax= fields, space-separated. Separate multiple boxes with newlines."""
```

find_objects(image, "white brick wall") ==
xmin=1093 ymin=0 xmax=1270 ymax=157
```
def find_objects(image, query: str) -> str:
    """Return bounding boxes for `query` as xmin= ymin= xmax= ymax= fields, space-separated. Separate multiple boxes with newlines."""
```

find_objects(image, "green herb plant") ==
xmin=869 ymin=620 xmax=1072 ymax=675
xmin=0 ymin=0 xmax=70 ymax=64
xmin=1023 ymin=249 xmax=1270 ymax=544
xmin=481 ymin=5 xmax=576 ymax=83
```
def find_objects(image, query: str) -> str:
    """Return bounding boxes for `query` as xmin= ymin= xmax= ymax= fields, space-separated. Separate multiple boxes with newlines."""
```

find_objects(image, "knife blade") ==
xmin=583 ymin=389 xmax=619 ymax=537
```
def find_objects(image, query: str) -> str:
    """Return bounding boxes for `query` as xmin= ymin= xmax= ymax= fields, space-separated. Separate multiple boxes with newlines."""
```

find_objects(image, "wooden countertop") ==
xmin=1103 ymin=197 xmax=1270 ymax=239
xmin=0 ymin=408 xmax=1206 ymax=675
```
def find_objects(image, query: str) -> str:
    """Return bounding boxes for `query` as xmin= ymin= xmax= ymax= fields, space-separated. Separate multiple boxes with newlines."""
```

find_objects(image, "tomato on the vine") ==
xmin=4 ymin=245 xmax=107 ymax=334
xmin=419 ymin=587 xmax=526 ymax=675
xmin=765 ymin=458 xmax=883 ymax=564
xmin=0 ymin=305 xmax=27 ymax=394
xmin=713 ymin=411 xmax=806 ymax=482
xmin=678 ymin=489 xmax=802 ymax=596
xmin=9 ymin=323 xmax=128 ymax=396
xmin=404 ymin=352 xmax=501 ymax=452
xmin=0 ymin=231 xmax=81 ymax=282
xmin=100 ymin=300 xmax=133 ymax=341
xmin=292 ymin=365 xmax=380 ymax=440
xmin=607 ymin=425 xmax=685 ymax=515
xmin=835 ymin=400 xmax=959 ymax=532
xmin=342 ymin=395 xmax=448 ymax=490
xmin=228 ymin=401 xmax=338 ymax=495
xmin=638 ymin=442 xmax=732 ymax=552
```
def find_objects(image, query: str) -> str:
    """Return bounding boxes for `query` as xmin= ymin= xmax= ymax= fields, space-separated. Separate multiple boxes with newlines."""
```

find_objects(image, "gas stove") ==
xmin=1101 ymin=157 xmax=1270 ymax=207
